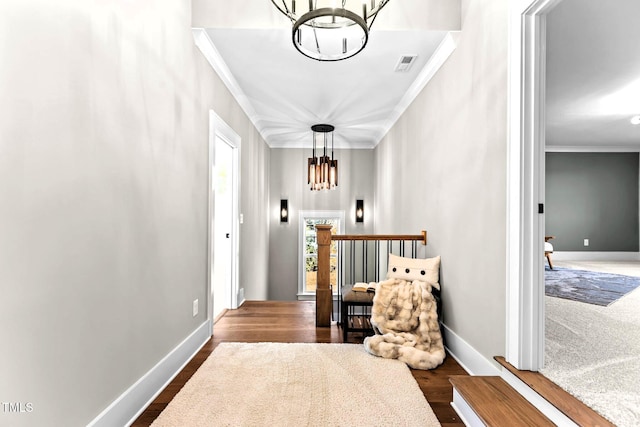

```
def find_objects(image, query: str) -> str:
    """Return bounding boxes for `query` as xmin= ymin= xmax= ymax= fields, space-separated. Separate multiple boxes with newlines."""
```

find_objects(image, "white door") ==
xmin=208 ymin=111 xmax=240 ymax=332
xmin=213 ymin=136 xmax=234 ymax=320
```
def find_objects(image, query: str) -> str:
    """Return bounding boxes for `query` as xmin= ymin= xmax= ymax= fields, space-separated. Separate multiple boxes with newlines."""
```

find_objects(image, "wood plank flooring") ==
xmin=132 ymin=301 xmax=468 ymax=426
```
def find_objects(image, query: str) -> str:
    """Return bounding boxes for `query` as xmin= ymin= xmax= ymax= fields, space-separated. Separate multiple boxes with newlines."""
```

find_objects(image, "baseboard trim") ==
xmin=552 ymin=251 xmax=640 ymax=261
xmin=442 ymin=323 xmax=500 ymax=376
xmin=87 ymin=320 xmax=211 ymax=427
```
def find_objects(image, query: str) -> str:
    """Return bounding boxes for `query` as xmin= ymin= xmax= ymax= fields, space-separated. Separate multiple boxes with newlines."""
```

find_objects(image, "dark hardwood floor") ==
xmin=132 ymin=301 xmax=468 ymax=426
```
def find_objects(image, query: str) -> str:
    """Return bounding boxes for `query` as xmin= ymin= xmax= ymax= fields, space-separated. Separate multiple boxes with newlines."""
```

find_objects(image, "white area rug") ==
xmin=543 ymin=261 xmax=640 ymax=427
xmin=151 ymin=342 xmax=440 ymax=427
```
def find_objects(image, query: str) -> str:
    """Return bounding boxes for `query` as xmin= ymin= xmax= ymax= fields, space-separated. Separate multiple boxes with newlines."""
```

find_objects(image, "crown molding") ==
xmin=192 ymin=28 xmax=270 ymax=144
xmin=194 ymin=28 xmax=457 ymax=151
xmin=268 ymin=140 xmax=375 ymax=150
xmin=373 ymin=32 xmax=458 ymax=147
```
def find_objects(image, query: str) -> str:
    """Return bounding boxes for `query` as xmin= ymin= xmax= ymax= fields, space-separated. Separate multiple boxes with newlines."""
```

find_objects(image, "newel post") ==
xmin=315 ymin=224 xmax=333 ymax=327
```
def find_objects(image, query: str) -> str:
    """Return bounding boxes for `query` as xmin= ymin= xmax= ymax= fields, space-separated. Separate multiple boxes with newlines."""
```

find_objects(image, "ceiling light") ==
xmin=308 ymin=124 xmax=338 ymax=191
xmin=271 ymin=0 xmax=392 ymax=61
xmin=631 ymin=115 xmax=640 ymax=125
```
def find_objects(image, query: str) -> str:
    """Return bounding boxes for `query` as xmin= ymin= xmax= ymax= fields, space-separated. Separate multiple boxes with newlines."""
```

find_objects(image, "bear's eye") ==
xmin=405 ymin=268 xmax=410 ymax=274
xmin=392 ymin=267 xmax=397 ymax=272
xmin=421 ymin=270 xmax=426 ymax=275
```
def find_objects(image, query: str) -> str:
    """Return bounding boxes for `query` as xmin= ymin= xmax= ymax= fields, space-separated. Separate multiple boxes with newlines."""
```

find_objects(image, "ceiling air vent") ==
xmin=395 ymin=55 xmax=418 ymax=72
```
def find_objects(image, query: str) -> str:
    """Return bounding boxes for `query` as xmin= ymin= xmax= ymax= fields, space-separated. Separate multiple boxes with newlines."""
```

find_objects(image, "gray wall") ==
xmin=374 ymin=0 xmax=508 ymax=364
xmin=268 ymin=148 xmax=375 ymax=300
xmin=239 ymin=126 xmax=271 ymax=300
xmin=0 ymin=1 xmax=269 ymax=425
xmin=546 ymin=152 xmax=639 ymax=251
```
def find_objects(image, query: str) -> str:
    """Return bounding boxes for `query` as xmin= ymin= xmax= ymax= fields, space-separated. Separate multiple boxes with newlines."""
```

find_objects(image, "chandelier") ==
xmin=308 ymin=124 xmax=338 ymax=191
xmin=271 ymin=0 xmax=392 ymax=61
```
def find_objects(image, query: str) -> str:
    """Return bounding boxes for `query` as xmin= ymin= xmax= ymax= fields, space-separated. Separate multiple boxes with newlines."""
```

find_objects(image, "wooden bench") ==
xmin=341 ymin=285 xmax=375 ymax=341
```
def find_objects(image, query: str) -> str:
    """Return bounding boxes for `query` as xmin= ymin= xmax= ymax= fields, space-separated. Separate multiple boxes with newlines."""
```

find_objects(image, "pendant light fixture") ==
xmin=307 ymin=124 xmax=338 ymax=191
xmin=271 ymin=0 xmax=392 ymax=61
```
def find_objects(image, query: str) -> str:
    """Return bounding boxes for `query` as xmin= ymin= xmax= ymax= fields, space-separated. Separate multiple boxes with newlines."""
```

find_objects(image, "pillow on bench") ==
xmin=386 ymin=253 xmax=441 ymax=290
xmin=386 ymin=253 xmax=442 ymax=324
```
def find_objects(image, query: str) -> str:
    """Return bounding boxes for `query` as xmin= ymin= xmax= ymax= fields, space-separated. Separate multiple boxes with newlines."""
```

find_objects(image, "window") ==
xmin=299 ymin=211 xmax=344 ymax=296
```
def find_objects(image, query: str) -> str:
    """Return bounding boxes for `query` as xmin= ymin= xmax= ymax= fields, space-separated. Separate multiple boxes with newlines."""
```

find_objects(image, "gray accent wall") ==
xmin=374 ymin=0 xmax=508 ymax=365
xmin=268 ymin=148 xmax=375 ymax=301
xmin=545 ymin=152 xmax=639 ymax=251
xmin=0 ymin=2 xmax=269 ymax=426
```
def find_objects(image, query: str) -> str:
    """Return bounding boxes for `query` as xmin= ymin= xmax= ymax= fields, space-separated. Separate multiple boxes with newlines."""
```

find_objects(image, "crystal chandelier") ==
xmin=271 ymin=0 xmax=392 ymax=61
xmin=308 ymin=124 xmax=338 ymax=191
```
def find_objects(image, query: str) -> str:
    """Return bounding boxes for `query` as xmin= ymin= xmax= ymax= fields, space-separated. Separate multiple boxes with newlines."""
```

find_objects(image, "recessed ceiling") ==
xmin=546 ymin=0 xmax=640 ymax=150
xmin=194 ymin=1 xmax=640 ymax=151
xmin=206 ymin=28 xmax=448 ymax=148
xmin=193 ymin=0 xmax=461 ymax=149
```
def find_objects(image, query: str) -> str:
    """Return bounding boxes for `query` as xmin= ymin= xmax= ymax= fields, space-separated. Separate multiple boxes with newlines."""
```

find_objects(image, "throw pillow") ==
xmin=386 ymin=253 xmax=441 ymax=289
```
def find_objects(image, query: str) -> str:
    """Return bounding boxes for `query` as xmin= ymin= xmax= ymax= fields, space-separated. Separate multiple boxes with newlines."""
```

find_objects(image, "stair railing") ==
xmin=314 ymin=225 xmax=427 ymax=326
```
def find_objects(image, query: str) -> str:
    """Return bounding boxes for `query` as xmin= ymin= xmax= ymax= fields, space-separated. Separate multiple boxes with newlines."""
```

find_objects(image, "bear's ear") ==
xmin=386 ymin=254 xmax=440 ymax=290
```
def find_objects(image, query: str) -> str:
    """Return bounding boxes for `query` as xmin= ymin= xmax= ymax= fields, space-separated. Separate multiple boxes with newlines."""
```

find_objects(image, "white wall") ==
xmin=268 ymin=148 xmax=375 ymax=300
xmin=374 ymin=0 xmax=508 ymax=364
xmin=0 ymin=0 xmax=268 ymax=425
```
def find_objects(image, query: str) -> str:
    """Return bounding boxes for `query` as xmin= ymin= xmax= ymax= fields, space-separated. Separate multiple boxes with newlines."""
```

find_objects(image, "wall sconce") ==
xmin=280 ymin=199 xmax=288 ymax=223
xmin=355 ymin=199 xmax=364 ymax=223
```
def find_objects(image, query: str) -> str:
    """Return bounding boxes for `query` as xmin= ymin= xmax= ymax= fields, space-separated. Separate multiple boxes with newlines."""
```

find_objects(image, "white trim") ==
xmin=451 ymin=389 xmax=483 ymax=427
xmin=442 ymin=324 xmax=500 ymax=376
xmin=552 ymin=251 xmax=640 ymax=262
xmin=375 ymin=33 xmax=458 ymax=147
xmin=207 ymin=115 xmax=215 ymax=329
xmin=87 ymin=321 xmax=211 ymax=427
xmin=500 ymin=369 xmax=578 ymax=427
xmin=192 ymin=29 xmax=268 ymax=144
xmin=298 ymin=210 xmax=345 ymax=296
xmin=193 ymin=28 xmax=456 ymax=150
xmin=237 ymin=288 xmax=246 ymax=307
xmin=207 ymin=111 xmax=242 ymax=331
xmin=546 ymin=145 xmax=640 ymax=153
xmin=269 ymin=139 xmax=375 ymax=150
xmin=506 ymin=0 xmax=564 ymax=372
xmin=296 ymin=293 xmax=340 ymax=301
xmin=297 ymin=293 xmax=316 ymax=301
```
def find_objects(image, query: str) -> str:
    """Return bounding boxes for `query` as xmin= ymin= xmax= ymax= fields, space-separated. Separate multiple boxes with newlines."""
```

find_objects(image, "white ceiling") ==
xmin=195 ymin=0 xmax=640 ymax=151
xmin=206 ymin=28 xmax=448 ymax=148
xmin=194 ymin=0 xmax=460 ymax=149
xmin=546 ymin=0 xmax=640 ymax=150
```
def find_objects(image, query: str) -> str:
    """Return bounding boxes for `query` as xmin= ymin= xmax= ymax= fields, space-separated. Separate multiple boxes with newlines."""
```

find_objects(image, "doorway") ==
xmin=208 ymin=111 xmax=240 ymax=331
xmin=507 ymin=0 xmax=563 ymax=371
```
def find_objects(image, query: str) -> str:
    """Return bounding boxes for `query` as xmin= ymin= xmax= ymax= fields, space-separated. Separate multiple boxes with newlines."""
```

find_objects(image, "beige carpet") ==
xmin=543 ymin=261 xmax=640 ymax=427
xmin=151 ymin=342 xmax=441 ymax=427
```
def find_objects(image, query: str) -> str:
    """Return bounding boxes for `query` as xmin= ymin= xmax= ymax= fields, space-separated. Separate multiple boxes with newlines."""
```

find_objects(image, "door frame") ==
xmin=507 ymin=0 xmax=563 ymax=370
xmin=207 ymin=110 xmax=241 ymax=334
xmin=297 ymin=210 xmax=345 ymax=299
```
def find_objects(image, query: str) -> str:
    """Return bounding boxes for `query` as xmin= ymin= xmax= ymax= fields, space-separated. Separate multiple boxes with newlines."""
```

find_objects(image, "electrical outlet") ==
xmin=584 ymin=239 xmax=589 ymax=247
xmin=193 ymin=299 xmax=198 ymax=317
